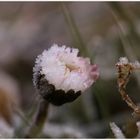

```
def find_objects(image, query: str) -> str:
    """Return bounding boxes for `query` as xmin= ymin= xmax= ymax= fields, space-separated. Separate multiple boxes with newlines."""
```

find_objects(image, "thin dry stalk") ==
xmin=116 ymin=57 xmax=140 ymax=116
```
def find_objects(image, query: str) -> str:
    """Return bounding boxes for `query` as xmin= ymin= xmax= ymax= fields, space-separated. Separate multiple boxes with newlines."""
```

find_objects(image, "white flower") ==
xmin=33 ymin=44 xmax=99 ymax=105
xmin=34 ymin=44 xmax=99 ymax=92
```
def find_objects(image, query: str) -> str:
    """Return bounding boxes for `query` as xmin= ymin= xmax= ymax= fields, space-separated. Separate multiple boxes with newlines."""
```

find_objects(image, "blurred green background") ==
xmin=0 ymin=2 xmax=140 ymax=138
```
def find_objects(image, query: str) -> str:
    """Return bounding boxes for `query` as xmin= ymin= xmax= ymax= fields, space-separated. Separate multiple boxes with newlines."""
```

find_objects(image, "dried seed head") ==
xmin=116 ymin=57 xmax=140 ymax=115
xmin=33 ymin=44 xmax=99 ymax=105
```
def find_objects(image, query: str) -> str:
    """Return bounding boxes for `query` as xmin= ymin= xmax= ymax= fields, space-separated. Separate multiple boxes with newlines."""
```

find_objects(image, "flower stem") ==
xmin=25 ymin=98 xmax=49 ymax=138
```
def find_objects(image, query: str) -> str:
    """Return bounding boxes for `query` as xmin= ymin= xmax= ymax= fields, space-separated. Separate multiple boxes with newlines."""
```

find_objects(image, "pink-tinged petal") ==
xmin=33 ymin=44 xmax=99 ymax=92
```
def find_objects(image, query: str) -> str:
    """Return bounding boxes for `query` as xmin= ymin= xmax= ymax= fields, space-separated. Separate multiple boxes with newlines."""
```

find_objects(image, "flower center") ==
xmin=65 ymin=64 xmax=80 ymax=72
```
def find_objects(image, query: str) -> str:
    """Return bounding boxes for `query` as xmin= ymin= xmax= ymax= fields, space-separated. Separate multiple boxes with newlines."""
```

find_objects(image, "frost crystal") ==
xmin=133 ymin=61 xmax=140 ymax=69
xmin=110 ymin=122 xmax=125 ymax=138
xmin=119 ymin=57 xmax=129 ymax=65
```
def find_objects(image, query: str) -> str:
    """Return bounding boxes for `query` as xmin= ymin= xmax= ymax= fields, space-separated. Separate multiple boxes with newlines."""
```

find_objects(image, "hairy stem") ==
xmin=25 ymin=98 xmax=49 ymax=138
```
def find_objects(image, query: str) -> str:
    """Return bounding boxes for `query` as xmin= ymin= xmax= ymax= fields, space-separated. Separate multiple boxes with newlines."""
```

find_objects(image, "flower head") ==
xmin=33 ymin=44 xmax=99 ymax=105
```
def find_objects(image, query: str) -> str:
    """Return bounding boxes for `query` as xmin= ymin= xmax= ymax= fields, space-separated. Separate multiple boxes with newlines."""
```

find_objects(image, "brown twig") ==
xmin=116 ymin=57 xmax=140 ymax=116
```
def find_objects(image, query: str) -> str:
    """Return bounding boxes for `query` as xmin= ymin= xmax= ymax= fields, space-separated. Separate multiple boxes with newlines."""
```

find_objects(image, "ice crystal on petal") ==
xmin=33 ymin=44 xmax=99 ymax=93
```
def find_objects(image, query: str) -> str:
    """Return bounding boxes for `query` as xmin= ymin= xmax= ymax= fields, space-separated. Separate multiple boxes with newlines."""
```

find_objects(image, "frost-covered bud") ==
xmin=33 ymin=44 xmax=99 ymax=106
xmin=118 ymin=57 xmax=129 ymax=65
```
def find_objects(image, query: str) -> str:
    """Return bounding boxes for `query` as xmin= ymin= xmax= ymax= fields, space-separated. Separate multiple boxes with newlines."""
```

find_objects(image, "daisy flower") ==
xmin=33 ymin=44 xmax=99 ymax=105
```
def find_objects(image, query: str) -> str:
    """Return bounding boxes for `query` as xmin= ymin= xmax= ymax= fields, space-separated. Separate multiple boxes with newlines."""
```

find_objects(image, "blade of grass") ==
xmin=108 ymin=2 xmax=140 ymax=43
xmin=93 ymin=84 xmax=111 ymax=120
xmin=109 ymin=3 xmax=140 ymax=86
xmin=61 ymin=3 xmax=90 ymax=58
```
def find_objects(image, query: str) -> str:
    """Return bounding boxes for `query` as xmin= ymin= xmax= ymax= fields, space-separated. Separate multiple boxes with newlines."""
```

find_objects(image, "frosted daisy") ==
xmin=33 ymin=44 xmax=99 ymax=105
